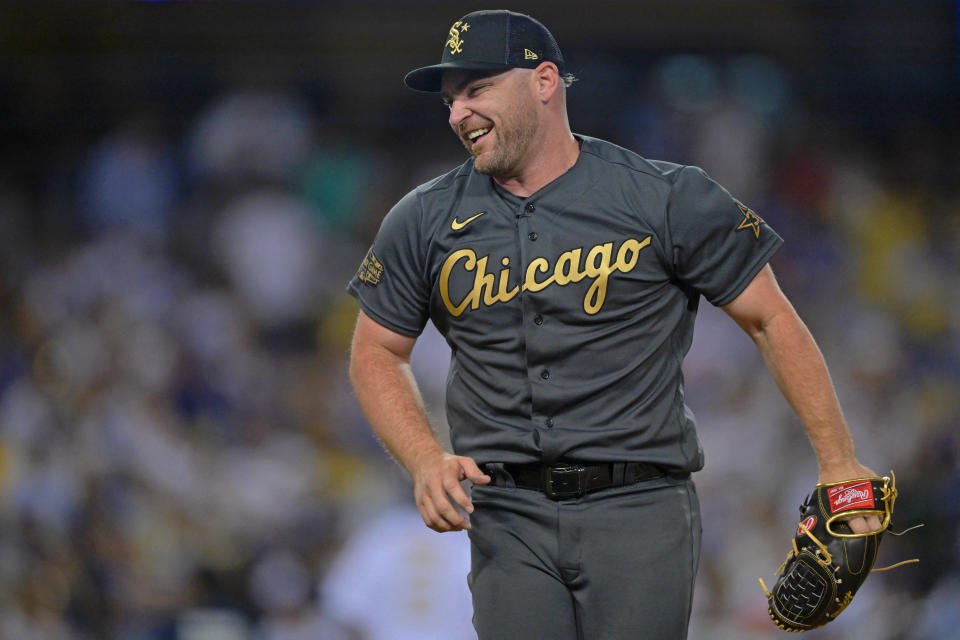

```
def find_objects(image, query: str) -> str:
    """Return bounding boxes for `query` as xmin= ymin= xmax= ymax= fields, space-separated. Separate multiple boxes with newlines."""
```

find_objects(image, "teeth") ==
xmin=467 ymin=128 xmax=490 ymax=140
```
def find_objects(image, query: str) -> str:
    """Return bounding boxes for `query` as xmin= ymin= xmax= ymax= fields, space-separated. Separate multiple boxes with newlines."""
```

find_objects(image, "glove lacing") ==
xmin=759 ymin=471 xmax=920 ymax=600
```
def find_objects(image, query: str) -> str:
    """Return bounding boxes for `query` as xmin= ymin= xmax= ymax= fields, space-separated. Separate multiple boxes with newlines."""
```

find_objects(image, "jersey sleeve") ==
xmin=665 ymin=165 xmax=783 ymax=306
xmin=347 ymin=189 xmax=431 ymax=336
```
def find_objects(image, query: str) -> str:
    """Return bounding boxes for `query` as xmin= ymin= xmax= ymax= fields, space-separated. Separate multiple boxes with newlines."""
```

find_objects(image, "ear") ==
xmin=532 ymin=62 xmax=561 ymax=103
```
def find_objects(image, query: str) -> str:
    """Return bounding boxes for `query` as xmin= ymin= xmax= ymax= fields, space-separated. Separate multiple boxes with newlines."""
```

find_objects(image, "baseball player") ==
xmin=348 ymin=10 xmax=881 ymax=639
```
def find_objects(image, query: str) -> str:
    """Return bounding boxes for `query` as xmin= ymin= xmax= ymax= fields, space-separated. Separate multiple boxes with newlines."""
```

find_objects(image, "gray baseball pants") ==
xmin=467 ymin=473 xmax=701 ymax=640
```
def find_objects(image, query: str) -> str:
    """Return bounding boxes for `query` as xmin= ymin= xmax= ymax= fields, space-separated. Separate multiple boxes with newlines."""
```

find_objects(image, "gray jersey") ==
xmin=348 ymin=135 xmax=782 ymax=471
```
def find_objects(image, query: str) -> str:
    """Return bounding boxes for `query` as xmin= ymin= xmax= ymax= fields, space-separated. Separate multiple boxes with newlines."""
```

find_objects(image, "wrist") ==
xmin=407 ymin=442 xmax=449 ymax=475
xmin=817 ymin=458 xmax=877 ymax=485
xmin=813 ymin=435 xmax=856 ymax=475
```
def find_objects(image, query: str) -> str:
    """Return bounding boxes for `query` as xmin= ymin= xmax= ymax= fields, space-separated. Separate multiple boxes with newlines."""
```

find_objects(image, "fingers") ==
xmin=846 ymin=516 xmax=870 ymax=534
xmin=417 ymin=488 xmax=468 ymax=532
xmin=441 ymin=456 xmax=491 ymax=517
xmin=846 ymin=514 xmax=883 ymax=535
xmin=413 ymin=455 xmax=492 ymax=533
xmin=415 ymin=457 xmax=478 ymax=533
xmin=858 ymin=513 xmax=882 ymax=533
xmin=458 ymin=457 xmax=492 ymax=486
xmin=444 ymin=474 xmax=475 ymax=517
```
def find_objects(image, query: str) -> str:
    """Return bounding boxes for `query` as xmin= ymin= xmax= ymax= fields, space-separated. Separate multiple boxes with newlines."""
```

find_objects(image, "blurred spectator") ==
xmin=80 ymin=116 xmax=179 ymax=240
xmin=212 ymin=190 xmax=325 ymax=327
xmin=249 ymin=548 xmax=352 ymax=640
xmin=321 ymin=506 xmax=477 ymax=640
xmin=188 ymin=92 xmax=313 ymax=186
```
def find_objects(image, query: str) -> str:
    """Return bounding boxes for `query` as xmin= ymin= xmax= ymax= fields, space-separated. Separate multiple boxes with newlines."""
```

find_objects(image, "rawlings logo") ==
xmin=827 ymin=481 xmax=874 ymax=514
xmin=797 ymin=516 xmax=817 ymax=537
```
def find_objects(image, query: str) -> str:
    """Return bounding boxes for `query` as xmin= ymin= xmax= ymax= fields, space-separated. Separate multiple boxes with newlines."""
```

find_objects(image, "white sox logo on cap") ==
xmin=445 ymin=20 xmax=469 ymax=55
xmin=405 ymin=10 xmax=565 ymax=93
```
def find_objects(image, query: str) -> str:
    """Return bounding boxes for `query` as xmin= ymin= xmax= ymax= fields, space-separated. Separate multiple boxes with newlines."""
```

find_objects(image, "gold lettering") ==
xmin=439 ymin=237 xmax=652 ymax=317
xmin=616 ymin=236 xmax=650 ymax=272
xmin=583 ymin=242 xmax=615 ymax=314
xmin=554 ymin=248 xmax=583 ymax=285
xmin=523 ymin=257 xmax=554 ymax=292
xmin=439 ymin=249 xmax=478 ymax=316
xmin=584 ymin=242 xmax=614 ymax=278
xmin=475 ymin=256 xmax=498 ymax=307
xmin=497 ymin=258 xmax=520 ymax=302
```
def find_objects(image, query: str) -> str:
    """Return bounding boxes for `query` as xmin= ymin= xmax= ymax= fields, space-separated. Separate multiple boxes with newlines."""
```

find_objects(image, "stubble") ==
xmin=472 ymin=93 xmax=539 ymax=179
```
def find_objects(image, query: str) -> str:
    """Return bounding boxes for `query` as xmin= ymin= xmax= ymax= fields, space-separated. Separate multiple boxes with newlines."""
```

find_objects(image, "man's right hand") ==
xmin=413 ymin=452 xmax=491 ymax=532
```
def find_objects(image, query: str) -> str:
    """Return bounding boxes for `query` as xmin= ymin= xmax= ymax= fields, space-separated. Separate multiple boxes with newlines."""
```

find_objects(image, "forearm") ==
xmin=349 ymin=343 xmax=446 ymax=476
xmin=749 ymin=310 xmax=856 ymax=473
xmin=348 ymin=311 xmax=488 ymax=532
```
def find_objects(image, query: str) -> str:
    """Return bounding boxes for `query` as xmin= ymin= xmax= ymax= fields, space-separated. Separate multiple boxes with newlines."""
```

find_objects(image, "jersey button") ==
xmin=545 ymin=418 xmax=554 ymax=428
xmin=534 ymin=314 xmax=543 ymax=325
xmin=525 ymin=202 xmax=536 ymax=213
xmin=540 ymin=369 xmax=550 ymax=380
xmin=528 ymin=232 xmax=538 ymax=241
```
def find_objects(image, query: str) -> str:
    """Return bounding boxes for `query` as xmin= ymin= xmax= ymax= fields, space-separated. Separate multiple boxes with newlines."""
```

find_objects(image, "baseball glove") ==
xmin=759 ymin=471 xmax=915 ymax=632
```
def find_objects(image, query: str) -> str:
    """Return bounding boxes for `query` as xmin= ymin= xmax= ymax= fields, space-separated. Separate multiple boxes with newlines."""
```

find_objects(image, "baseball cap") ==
xmin=404 ymin=10 xmax=566 ymax=93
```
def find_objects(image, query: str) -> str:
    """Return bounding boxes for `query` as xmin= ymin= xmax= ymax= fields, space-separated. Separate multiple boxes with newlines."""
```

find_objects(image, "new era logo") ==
xmin=524 ymin=48 xmax=539 ymax=60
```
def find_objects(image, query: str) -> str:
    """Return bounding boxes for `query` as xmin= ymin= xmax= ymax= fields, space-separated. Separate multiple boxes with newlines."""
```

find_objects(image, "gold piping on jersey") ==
xmin=439 ymin=236 xmax=652 ymax=316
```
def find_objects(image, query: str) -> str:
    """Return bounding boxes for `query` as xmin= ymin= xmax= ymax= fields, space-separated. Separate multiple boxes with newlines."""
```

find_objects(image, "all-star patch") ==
xmin=736 ymin=202 xmax=765 ymax=238
xmin=357 ymin=247 xmax=384 ymax=285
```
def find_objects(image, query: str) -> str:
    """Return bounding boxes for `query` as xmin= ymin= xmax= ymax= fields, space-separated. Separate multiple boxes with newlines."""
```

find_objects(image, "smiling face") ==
xmin=440 ymin=68 xmax=541 ymax=179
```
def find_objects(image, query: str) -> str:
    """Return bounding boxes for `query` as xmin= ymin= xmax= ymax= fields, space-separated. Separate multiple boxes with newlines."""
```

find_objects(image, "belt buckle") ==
xmin=543 ymin=464 xmax=586 ymax=500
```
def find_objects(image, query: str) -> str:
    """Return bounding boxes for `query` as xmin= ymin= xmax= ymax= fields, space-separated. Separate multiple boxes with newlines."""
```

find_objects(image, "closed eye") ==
xmin=441 ymin=85 xmax=487 ymax=109
xmin=468 ymin=83 xmax=489 ymax=97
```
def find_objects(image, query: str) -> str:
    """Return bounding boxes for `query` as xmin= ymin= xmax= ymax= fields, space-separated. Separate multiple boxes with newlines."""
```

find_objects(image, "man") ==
xmin=348 ymin=10 xmax=880 ymax=639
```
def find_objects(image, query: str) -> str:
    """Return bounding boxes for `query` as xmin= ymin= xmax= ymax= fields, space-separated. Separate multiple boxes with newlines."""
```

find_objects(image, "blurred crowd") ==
xmin=0 ymin=49 xmax=957 ymax=640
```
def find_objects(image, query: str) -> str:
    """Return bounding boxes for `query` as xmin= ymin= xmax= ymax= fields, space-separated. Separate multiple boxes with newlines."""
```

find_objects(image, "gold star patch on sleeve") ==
xmin=736 ymin=202 xmax=765 ymax=238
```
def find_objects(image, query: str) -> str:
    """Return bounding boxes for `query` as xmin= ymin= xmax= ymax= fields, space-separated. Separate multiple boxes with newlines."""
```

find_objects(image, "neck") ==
xmin=494 ymin=130 xmax=580 ymax=197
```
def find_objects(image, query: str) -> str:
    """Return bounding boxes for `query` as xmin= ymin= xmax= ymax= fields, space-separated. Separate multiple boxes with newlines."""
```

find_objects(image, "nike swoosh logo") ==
xmin=451 ymin=211 xmax=486 ymax=231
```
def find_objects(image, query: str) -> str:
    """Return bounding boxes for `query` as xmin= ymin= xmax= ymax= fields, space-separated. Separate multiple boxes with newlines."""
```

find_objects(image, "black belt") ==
xmin=487 ymin=462 xmax=666 ymax=500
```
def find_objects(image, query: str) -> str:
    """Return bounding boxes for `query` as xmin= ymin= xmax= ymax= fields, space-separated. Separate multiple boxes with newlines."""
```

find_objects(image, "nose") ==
xmin=448 ymin=99 xmax=471 ymax=129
